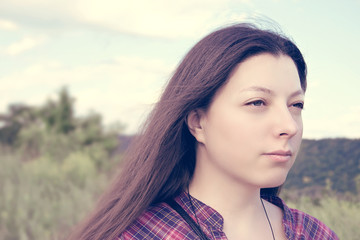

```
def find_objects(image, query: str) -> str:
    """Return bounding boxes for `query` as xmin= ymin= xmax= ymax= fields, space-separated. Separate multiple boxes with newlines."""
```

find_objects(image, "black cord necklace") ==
xmin=187 ymin=187 xmax=203 ymax=229
xmin=260 ymin=197 xmax=276 ymax=240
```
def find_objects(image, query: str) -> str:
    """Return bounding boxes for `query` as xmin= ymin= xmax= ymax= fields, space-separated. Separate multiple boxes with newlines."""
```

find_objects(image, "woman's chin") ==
xmin=261 ymin=174 xmax=288 ymax=189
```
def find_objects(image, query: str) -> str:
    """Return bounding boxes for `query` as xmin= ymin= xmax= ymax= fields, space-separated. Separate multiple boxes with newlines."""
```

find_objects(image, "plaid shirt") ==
xmin=119 ymin=192 xmax=339 ymax=239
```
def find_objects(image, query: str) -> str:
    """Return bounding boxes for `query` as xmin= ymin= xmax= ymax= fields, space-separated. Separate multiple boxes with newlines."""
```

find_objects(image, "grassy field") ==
xmin=1 ymin=151 xmax=359 ymax=240
xmin=282 ymin=191 xmax=360 ymax=240
xmin=0 ymin=150 xmax=112 ymax=240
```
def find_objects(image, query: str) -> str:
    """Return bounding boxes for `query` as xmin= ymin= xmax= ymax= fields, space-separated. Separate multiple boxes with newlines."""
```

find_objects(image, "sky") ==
xmin=0 ymin=0 xmax=359 ymax=139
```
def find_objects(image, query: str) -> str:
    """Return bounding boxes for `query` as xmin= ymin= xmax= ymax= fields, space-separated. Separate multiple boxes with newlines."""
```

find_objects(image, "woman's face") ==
xmin=193 ymin=53 xmax=304 ymax=189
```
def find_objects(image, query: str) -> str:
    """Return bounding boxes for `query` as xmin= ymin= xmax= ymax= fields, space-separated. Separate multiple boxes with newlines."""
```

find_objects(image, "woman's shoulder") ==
xmin=286 ymin=206 xmax=339 ymax=239
xmin=264 ymin=195 xmax=339 ymax=240
xmin=118 ymin=201 xmax=195 ymax=240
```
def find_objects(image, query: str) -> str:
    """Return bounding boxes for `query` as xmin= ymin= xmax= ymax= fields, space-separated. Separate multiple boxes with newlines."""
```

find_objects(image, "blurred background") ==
xmin=0 ymin=0 xmax=359 ymax=239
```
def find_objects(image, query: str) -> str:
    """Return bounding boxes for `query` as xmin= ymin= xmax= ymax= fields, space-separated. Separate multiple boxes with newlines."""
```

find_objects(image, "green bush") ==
xmin=285 ymin=195 xmax=360 ymax=240
xmin=62 ymin=151 xmax=96 ymax=188
xmin=0 ymin=151 xmax=111 ymax=240
xmin=0 ymin=88 xmax=122 ymax=239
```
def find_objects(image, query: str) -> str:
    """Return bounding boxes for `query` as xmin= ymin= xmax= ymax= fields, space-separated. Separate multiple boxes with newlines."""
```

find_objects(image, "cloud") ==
xmin=303 ymin=106 xmax=360 ymax=139
xmin=0 ymin=19 xmax=18 ymax=30
xmin=72 ymin=0 xmax=249 ymax=38
xmin=335 ymin=106 xmax=360 ymax=138
xmin=0 ymin=1 xmax=74 ymax=22
xmin=0 ymin=56 xmax=174 ymax=133
xmin=4 ymin=35 xmax=47 ymax=56
xmin=0 ymin=0 xmax=250 ymax=39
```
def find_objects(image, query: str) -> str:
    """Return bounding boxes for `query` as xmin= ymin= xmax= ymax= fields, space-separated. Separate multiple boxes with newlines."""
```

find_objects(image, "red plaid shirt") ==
xmin=119 ymin=192 xmax=339 ymax=239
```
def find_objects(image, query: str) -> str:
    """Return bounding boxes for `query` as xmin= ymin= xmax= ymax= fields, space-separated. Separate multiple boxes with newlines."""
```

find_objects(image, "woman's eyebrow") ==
xmin=240 ymin=86 xmax=304 ymax=97
xmin=240 ymin=86 xmax=273 ymax=95
xmin=289 ymin=89 xmax=305 ymax=98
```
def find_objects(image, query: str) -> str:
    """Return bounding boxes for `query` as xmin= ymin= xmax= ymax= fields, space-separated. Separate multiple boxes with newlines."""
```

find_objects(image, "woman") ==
xmin=70 ymin=23 xmax=339 ymax=239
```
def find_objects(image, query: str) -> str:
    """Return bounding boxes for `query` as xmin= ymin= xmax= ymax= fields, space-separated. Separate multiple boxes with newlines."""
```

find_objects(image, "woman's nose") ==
xmin=273 ymin=107 xmax=300 ymax=138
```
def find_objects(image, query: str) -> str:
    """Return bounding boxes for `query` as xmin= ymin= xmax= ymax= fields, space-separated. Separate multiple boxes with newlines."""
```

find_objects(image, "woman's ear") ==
xmin=186 ymin=109 xmax=206 ymax=144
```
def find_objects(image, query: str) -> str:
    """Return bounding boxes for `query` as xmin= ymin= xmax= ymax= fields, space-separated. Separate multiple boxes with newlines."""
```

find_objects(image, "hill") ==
xmin=284 ymin=138 xmax=360 ymax=194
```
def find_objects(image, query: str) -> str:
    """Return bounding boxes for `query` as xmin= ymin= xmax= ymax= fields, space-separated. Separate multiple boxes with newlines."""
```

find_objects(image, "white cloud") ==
xmin=0 ymin=19 xmax=18 ymax=30
xmin=72 ymin=0 xmax=249 ymax=38
xmin=4 ymin=35 xmax=47 ymax=56
xmin=0 ymin=56 xmax=174 ymax=133
xmin=303 ymin=106 xmax=360 ymax=139
xmin=0 ymin=1 xmax=74 ymax=21
xmin=0 ymin=0 xmax=250 ymax=39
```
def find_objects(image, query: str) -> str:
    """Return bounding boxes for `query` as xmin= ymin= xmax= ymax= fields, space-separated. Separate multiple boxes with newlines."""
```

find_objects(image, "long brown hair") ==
xmin=69 ymin=23 xmax=307 ymax=240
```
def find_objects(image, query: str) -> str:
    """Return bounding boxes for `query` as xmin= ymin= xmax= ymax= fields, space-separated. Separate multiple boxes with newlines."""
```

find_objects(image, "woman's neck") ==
xmin=188 ymin=151 xmax=264 ymax=215
xmin=188 ymin=158 xmax=277 ymax=239
xmin=188 ymin=173 xmax=263 ymax=220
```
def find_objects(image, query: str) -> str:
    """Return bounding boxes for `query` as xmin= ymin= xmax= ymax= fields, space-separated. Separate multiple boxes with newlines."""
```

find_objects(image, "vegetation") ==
xmin=284 ymin=138 xmax=360 ymax=195
xmin=0 ymin=150 xmax=110 ymax=240
xmin=0 ymin=88 xmax=122 ymax=240
xmin=281 ymin=190 xmax=360 ymax=240
xmin=0 ymin=88 xmax=359 ymax=239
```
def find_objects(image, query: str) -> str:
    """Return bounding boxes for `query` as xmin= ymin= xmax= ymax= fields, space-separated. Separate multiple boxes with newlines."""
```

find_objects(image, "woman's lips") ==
xmin=262 ymin=150 xmax=292 ymax=162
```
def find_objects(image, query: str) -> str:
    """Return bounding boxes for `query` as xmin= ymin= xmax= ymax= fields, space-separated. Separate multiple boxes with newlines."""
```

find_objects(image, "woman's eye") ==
xmin=293 ymin=102 xmax=304 ymax=109
xmin=247 ymin=100 xmax=265 ymax=106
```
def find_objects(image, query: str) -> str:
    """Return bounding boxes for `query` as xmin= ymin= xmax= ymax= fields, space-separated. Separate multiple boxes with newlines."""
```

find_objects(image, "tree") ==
xmin=42 ymin=87 xmax=75 ymax=134
xmin=0 ymin=104 xmax=39 ymax=145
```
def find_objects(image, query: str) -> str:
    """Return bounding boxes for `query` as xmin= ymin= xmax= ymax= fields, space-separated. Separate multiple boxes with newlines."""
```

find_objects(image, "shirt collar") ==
xmin=176 ymin=191 xmax=297 ymax=238
xmin=175 ymin=191 xmax=224 ymax=230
